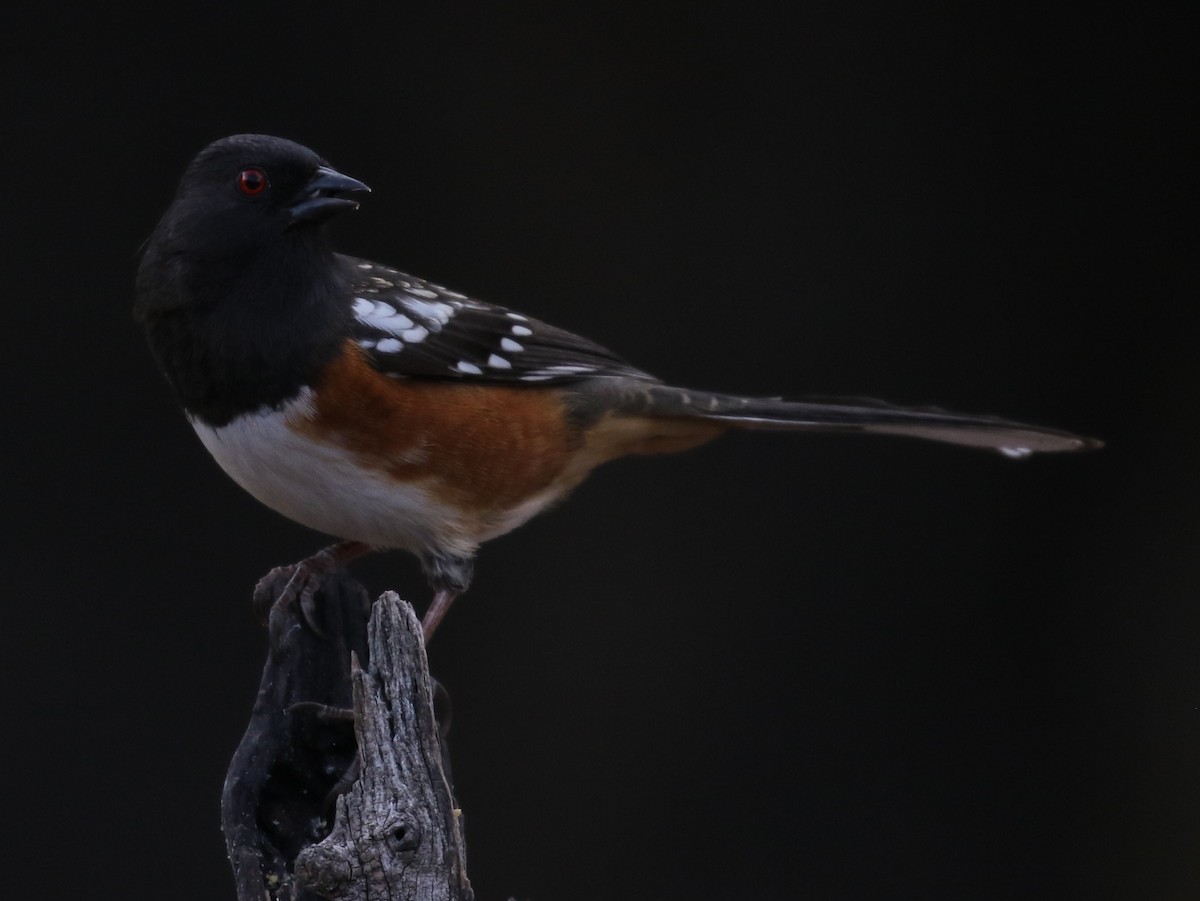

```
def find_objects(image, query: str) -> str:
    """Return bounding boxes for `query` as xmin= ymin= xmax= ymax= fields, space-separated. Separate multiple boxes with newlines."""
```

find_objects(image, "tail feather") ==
xmin=640 ymin=385 xmax=1101 ymax=457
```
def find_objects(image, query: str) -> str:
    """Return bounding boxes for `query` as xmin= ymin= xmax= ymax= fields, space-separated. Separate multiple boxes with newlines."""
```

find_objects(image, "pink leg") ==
xmin=421 ymin=589 xmax=460 ymax=642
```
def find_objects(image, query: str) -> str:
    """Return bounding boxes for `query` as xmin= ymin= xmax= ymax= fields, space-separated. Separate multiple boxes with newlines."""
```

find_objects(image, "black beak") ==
xmin=288 ymin=165 xmax=371 ymax=226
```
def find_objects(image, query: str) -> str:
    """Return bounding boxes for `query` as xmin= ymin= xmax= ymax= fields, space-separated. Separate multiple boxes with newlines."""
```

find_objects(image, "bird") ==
xmin=135 ymin=134 xmax=1100 ymax=640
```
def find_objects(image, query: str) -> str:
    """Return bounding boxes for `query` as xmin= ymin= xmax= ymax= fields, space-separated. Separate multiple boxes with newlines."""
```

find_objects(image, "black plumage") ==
xmin=134 ymin=134 xmax=1100 ymax=638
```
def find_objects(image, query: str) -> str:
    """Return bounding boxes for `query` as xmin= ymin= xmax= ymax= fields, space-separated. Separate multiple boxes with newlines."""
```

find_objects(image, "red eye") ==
xmin=237 ymin=167 xmax=268 ymax=196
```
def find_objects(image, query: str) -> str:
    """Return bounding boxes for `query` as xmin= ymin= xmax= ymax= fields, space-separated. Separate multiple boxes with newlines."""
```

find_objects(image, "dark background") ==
xmin=3 ymin=3 xmax=1194 ymax=898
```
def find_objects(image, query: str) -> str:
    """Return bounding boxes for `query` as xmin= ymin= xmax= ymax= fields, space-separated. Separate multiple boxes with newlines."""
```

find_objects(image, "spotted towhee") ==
xmin=135 ymin=135 xmax=1099 ymax=639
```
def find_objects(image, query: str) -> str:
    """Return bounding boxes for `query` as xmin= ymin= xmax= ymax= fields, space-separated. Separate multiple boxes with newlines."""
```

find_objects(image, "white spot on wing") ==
xmin=500 ymin=338 xmax=524 ymax=353
xmin=505 ymin=312 xmax=528 ymax=321
xmin=401 ymin=297 xmax=456 ymax=326
xmin=999 ymin=447 xmax=1034 ymax=459
xmin=401 ymin=326 xmax=428 ymax=343
xmin=376 ymin=310 xmax=413 ymax=328
xmin=376 ymin=338 xmax=403 ymax=353
xmin=456 ymin=361 xmax=483 ymax=375
xmin=520 ymin=364 xmax=596 ymax=380
xmin=408 ymin=288 xmax=439 ymax=299
xmin=487 ymin=354 xmax=512 ymax=369
xmin=511 ymin=324 xmax=533 ymax=336
xmin=354 ymin=298 xmax=418 ymax=336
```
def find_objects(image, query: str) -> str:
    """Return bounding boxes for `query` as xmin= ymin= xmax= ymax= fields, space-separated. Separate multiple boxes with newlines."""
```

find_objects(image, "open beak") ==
xmin=288 ymin=165 xmax=371 ymax=226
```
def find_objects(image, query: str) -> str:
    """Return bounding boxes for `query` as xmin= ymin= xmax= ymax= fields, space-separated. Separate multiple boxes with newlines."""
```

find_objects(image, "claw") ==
xmin=250 ymin=540 xmax=372 ymax=633
xmin=251 ymin=560 xmax=327 ymax=635
xmin=252 ymin=565 xmax=294 ymax=622
xmin=296 ymin=565 xmax=328 ymax=637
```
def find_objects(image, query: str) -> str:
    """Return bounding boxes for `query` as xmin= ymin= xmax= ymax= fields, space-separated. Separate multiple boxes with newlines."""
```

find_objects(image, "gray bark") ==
xmin=222 ymin=572 xmax=472 ymax=901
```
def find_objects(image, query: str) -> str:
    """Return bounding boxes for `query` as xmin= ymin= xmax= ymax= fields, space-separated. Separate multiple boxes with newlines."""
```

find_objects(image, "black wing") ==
xmin=341 ymin=255 xmax=658 ymax=385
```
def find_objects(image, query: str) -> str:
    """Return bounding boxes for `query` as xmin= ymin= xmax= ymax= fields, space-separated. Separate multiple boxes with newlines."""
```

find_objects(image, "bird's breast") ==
xmin=190 ymin=343 xmax=596 ymax=551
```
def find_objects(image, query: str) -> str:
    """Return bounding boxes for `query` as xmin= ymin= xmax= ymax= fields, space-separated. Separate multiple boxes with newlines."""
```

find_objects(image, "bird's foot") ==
xmin=252 ymin=540 xmax=371 ymax=633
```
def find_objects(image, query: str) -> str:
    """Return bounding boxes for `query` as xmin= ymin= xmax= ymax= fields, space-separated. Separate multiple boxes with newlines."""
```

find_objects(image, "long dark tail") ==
xmin=635 ymin=383 xmax=1101 ymax=457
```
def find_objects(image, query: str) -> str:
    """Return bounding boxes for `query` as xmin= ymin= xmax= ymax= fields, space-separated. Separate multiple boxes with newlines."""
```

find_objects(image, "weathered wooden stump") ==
xmin=221 ymin=571 xmax=472 ymax=900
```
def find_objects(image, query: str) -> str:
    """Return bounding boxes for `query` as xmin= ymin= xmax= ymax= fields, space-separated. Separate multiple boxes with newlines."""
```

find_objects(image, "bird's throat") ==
xmin=145 ymin=245 xmax=350 ymax=427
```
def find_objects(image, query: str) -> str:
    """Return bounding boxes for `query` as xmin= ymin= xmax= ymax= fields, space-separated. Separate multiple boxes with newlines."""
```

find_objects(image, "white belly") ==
xmin=190 ymin=389 xmax=474 ymax=555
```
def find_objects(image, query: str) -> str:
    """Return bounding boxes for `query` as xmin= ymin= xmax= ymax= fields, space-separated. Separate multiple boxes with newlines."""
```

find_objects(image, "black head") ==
xmin=135 ymin=135 xmax=369 ymax=318
xmin=166 ymin=133 xmax=368 ymax=242
xmin=135 ymin=136 xmax=371 ymax=423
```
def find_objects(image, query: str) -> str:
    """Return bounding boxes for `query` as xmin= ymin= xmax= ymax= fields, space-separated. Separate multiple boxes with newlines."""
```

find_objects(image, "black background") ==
xmin=3 ymin=3 xmax=1195 ymax=898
